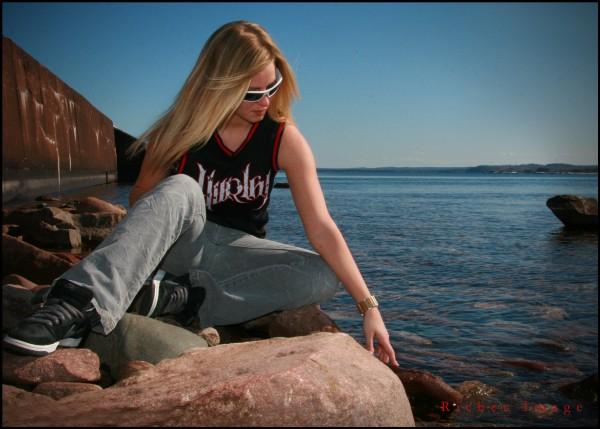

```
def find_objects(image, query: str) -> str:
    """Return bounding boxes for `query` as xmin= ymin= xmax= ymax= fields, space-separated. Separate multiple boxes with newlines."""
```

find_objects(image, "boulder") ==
xmin=29 ymin=220 xmax=82 ymax=249
xmin=77 ymin=212 xmax=126 ymax=229
xmin=3 ymin=197 xmax=127 ymax=251
xmin=73 ymin=197 xmax=127 ymax=215
xmin=3 ymin=333 xmax=415 ymax=427
xmin=265 ymin=305 xmax=342 ymax=337
xmin=546 ymin=195 xmax=598 ymax=229
xmin=51 ymin=251 xmax=83 ymax=265
xmin=388 ymin=366 xmax=462 ymax=420
xmin=4 ymin=206 xmax=77 ymax=231
xmin=2 ymin=348 xmax=101 ymax=387
xmin=3 ymin=206 xmax=80 ymax=249
xmin=2 ymin=384 xmax=56 ymax=409
xmin=2 ymin=233 xmax=73 ymax=284
xmin=5 ymin=206 xmax=81 ymax=249
xmin=82 ymin=313 xmax=208 ymax=379
xmin=214 ymin=305 xmax=342 ymax=344
xmin=2 ymin=274 xmax=38 ymax=291
xmin=33 ymin=381 xmax=103 ymax=400
xmin=559 ymin=373 xmax=598 ymax=403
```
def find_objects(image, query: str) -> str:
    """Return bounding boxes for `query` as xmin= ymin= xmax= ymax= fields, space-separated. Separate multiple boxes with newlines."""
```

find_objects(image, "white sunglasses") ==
xmin=243 ymin=68 xmax=283 ymax=102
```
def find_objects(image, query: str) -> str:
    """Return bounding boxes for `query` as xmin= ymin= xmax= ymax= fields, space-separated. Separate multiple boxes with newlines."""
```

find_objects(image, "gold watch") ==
xmin=356 ymin=295 xmax=378 ymax=316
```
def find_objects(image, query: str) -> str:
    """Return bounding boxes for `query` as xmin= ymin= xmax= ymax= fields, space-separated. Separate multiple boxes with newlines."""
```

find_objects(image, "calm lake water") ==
xmin=55 ymin=170 xmax=598 ymax=427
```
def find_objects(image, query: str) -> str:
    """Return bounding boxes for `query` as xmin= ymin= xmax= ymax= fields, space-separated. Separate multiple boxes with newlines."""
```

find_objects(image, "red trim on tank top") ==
xmin=272 ymin=122 xmax=286 ymax=171
xmin=215 ymin=122 xmax=260 ymax=157
xmin=177 ymin=152 xmax=189 ymax=174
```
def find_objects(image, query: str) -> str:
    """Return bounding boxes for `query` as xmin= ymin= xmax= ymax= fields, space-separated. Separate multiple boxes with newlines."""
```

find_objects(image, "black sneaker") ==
xmin=129 ymin=270 xmax=205 ymax=326
xmin=3 ymin=280 xmax=99 ymax=356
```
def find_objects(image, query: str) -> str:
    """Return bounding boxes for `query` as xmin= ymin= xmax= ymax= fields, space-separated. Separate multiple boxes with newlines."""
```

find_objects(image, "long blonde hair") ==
xmin=126 ymin=21 xmax=299 ymax=172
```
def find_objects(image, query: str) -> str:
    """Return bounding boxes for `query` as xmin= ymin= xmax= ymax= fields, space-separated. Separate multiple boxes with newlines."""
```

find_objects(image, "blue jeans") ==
xmin=52 ymin=174 xmax=341 ymax=335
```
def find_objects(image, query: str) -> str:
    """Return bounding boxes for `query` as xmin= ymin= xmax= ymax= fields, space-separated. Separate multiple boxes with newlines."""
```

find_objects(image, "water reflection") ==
xmin=550 ymin=227 xmax=598 ymax=244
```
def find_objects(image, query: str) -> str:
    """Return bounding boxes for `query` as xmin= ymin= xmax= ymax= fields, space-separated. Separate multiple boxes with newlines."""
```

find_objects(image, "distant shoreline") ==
xmin=316 ymin=164 xmax=598 ymax=175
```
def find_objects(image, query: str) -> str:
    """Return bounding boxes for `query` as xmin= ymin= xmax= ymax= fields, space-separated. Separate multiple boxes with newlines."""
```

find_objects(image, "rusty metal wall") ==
xmin=2 ymin=37 xmax=117 ymax=204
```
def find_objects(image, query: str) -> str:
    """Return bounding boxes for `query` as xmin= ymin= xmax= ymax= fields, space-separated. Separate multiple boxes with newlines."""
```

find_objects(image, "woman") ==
xmin=4 ymin=21 xmax=398 ymax=367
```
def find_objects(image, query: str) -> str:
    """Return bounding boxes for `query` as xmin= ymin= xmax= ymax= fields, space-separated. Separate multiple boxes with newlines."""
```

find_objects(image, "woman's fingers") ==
xmin=381 ymin=339 xmax=399 ymax=367
xmin=374 ymin=340 xmax=399 ymax=367
xmin=366 ymin=332 xmax=375 ymax=354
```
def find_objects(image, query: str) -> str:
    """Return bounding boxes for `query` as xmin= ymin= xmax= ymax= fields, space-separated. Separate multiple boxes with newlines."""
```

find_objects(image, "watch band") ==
xmin=356 ymin=295 xmax=378 ymax=316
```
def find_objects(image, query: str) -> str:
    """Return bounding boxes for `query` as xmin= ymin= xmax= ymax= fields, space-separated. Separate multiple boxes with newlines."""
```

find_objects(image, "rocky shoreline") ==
xmin=3 ymin=194 xmax=594 ymax=426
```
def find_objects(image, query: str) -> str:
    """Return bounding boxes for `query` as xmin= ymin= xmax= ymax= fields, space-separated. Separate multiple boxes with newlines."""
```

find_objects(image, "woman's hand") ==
xmin=363 ymin=307 xmax=399 ymax=367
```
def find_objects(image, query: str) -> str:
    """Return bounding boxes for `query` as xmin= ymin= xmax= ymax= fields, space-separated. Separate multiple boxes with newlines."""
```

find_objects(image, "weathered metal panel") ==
xmin=2 ymin=37 xmax=117 ymax=204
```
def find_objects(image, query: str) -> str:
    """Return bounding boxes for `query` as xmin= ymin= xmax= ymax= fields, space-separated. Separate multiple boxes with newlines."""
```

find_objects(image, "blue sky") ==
xmin=2 ymin=2 xmax=598 ymax=168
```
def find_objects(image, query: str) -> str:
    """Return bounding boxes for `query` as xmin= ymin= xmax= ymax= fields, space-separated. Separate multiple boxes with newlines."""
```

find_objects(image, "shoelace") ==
xmin=28 ymin=298 xmax=85 ymax=328
xmin=164 ymin=285 xmax=189 ymax=314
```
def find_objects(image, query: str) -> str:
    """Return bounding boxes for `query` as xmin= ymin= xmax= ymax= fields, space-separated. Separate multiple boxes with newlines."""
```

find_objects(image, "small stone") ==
xmin=2 ymin=348 xmax=101 ymax=387
xmin=456 ymin=380 xmax=498 ymax=400
xmin=198 ymin=327 xmax=220 ymax=346
xmin=116 ymin=360 xmax=155 ymax=381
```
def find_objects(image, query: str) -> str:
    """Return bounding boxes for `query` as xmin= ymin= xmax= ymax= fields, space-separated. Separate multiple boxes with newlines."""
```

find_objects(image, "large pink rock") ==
xmin=2 ymin=332 xmax=415 ymax=427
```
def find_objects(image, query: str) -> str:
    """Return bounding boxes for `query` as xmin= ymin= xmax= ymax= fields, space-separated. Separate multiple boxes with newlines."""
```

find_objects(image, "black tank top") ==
xmin=174 ymin=116 xmax=286 ymax=238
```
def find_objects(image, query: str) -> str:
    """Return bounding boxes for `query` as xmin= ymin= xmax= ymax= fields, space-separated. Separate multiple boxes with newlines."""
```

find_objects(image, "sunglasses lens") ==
xmin=243 ymin=93 xmax=263 ymax=102
xmin=268 ymin=84 xmax=280 ymax=97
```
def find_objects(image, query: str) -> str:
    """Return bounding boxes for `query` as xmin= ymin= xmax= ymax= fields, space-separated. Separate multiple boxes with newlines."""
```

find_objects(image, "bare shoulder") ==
xmin=279 ymin=123 xmax=314 ymax=171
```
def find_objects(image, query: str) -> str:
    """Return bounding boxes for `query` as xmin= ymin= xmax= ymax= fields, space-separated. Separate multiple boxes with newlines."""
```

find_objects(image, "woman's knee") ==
xmin=157 ymin=174 xmax=205 ymax=219
xmin=164 ymin=174 xmax=203 ymax=198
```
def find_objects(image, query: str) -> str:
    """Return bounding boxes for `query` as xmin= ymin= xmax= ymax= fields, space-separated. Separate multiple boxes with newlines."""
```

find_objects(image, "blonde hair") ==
xmin=126 ymin=21 xmax=299 ymax=173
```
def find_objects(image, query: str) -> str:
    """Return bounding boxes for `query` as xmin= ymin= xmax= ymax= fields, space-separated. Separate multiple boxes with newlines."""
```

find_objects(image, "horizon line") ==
xmin=315 ymin=163 xmax=599 ymax=169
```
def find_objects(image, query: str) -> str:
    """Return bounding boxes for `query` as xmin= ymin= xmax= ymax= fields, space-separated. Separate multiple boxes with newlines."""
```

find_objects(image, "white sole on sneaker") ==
xmin=2 ymin=335 xmax=59 ymax=356
xmin=145 ymin=269 xmax=166 ymax=317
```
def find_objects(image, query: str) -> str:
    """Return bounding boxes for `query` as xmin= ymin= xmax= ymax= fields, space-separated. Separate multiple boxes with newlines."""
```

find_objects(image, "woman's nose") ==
xmin=258 ymin=95 xmax=270 ymax=107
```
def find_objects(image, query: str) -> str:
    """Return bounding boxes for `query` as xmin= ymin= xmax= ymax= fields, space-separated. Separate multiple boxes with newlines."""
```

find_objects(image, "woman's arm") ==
xmin=278 ymin=124 xmax=399 ymax=367
xmin=129 ymin=146 xmax=170 ymax=207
